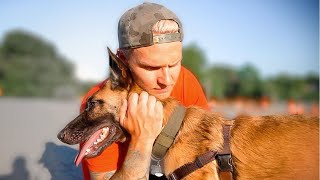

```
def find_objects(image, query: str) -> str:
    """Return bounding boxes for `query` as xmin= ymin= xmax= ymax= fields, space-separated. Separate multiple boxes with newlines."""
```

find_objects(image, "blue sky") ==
xmin=1 ymin=0 xmax=318 ymax=81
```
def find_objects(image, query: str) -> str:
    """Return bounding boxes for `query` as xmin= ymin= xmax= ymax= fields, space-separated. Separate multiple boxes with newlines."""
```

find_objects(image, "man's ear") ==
xmin=107 ymin=47 xmax=131 ymax=89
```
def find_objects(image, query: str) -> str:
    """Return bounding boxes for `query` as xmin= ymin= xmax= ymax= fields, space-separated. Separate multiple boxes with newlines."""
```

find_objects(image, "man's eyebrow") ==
xmin=169 ymin=59 xmax=182 ymax=66
xmin=139 ymin=58 xmax=182 ymax=68
xmin=137 ymin=61 xmax=157 ymax=68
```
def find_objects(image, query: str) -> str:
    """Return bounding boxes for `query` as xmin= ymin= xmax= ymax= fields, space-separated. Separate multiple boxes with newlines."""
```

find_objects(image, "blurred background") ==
xmin=0 ymin=0 xmax=318 ymax=179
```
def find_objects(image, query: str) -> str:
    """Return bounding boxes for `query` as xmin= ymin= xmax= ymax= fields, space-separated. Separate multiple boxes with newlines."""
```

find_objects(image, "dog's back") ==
xmin=162 ymin=106 xmax=319 ymax=180
xmin=231 ymin=114 xmax=319 ymax=180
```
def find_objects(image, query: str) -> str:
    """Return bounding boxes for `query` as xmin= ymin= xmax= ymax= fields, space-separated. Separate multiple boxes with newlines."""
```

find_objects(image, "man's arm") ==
xmin=89 ymin=170 xmax=115 ymax=180
xmin=110 ymin=140 xmax=153 ymax=179
xmin=92 ymin=91 xmax=162 ymax=180
xmin=88 ymin=139 xmax=153 ymax=180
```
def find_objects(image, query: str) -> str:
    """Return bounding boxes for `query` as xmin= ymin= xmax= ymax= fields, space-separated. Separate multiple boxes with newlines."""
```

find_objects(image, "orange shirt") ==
xmin=79 ymin=66 xmax=208 ymax=179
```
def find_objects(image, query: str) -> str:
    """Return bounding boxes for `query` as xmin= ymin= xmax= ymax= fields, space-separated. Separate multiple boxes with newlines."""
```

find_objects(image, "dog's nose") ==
xmin=57 ymin=131 xmax=66 ymax=141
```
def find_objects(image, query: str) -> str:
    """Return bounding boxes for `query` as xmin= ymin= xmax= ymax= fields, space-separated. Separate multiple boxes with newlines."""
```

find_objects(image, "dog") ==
xmin=58 ymin=48 xmax=319 ymax=179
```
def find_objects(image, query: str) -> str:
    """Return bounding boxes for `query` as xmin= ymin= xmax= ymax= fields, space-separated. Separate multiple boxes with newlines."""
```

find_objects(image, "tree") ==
xmin=303 ymin=73 xmax=319 ymax=101
xmin=204 ymin=65 xmax=238 ymax=99
xmin=0 ymin=29 xmax=77 ymax=97
xmin=237 ymin=63 xmax=263 ymax=98
xmin=265 ymin=74 xmax=305 ymax=101
xmin=182 ymin=44 xmax=207 ymax=82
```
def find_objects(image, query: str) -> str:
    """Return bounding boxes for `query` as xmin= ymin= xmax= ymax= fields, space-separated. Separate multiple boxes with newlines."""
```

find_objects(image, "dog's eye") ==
xmin=89 ymin=100 xmax=104 ymax=107
xmin=90 ymin=101 xmax=96 ymax=107
xmin=85 ymin=97 xmax=104 ymax=111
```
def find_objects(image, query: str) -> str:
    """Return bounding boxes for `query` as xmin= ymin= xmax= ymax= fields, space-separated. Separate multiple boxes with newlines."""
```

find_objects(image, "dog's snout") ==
xmin=57 ymin=131 xmax=66 ymax=141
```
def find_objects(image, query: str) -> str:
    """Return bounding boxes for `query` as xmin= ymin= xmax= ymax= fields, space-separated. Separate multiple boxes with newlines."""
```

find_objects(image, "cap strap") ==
xmin=153 ymin=33 xmax=182 ymax=44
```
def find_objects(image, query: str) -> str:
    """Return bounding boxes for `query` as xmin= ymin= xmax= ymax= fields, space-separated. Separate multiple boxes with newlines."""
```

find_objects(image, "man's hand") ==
xmin=109 ymin=91 xmax=163 ymax=179
xmin=119 ymin=91 xmax=163 ymax=144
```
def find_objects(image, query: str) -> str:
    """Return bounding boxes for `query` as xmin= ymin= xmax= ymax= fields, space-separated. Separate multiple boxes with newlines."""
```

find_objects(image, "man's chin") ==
xmin=150 ymin=90 xmax=171 ymax=100
xmin=155 ymin=93 xmax=170 ymax=100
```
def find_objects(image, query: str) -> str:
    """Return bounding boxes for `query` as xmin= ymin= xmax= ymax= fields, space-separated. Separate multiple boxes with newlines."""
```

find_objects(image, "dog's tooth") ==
xmin=93 ymin=142 xmax=97 ymax=145
xmin=100 ymin=134 xmax=106 ymax=140
xmin=102 ymin=127 xmax=109 ymax=135
xmin=86 ymin=149 xmax=91 ymax=152
xmin=97 ymin=139 xmax=102 ymax=143
xmin=85 ymin=152 xmax=88 ymax=155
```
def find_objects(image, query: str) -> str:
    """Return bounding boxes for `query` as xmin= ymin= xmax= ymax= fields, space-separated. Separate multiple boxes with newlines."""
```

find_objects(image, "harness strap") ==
xmin=216 ymin=124 xmax=233 ymax=179
xmin=152 ymin=104 xmax=186 ymax=160
xmin=167 ymin=123 xmax=234 ymax=180
xmin=167 ymin=150 xmax=218 ymax=180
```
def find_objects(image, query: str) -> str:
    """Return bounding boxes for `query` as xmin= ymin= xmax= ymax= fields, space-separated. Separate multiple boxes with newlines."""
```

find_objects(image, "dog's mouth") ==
xmin=74 ymin=125 xmax=119 ymax=166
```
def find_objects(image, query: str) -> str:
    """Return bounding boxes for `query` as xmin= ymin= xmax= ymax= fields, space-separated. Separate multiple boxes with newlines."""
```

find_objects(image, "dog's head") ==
xmin=57 ymin=48 xmax=133 ymax=166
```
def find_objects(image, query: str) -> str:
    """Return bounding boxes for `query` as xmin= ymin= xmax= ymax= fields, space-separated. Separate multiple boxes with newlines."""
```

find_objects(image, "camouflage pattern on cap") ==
xmin=118 ymin=2 xmax=183 ymax=49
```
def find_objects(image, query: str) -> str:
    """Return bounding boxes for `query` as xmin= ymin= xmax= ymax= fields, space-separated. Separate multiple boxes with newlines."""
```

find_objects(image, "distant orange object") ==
xmin=0 ymin=87 xmax=3 ymax=96
xmin=310 ymin=103 xmax=319 ymax=117
xmin=259 ymin=96 xmax=271 ymax=109
xmin=287 ymin=99 xmax=305 ymax=115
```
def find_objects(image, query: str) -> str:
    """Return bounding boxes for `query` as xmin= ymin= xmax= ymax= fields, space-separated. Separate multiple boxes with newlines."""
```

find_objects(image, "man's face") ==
xmin=127 ymin=42 xmax=182 ymax=100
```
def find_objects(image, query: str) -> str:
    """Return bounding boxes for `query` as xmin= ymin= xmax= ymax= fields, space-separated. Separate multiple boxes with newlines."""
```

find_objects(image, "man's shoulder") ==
xmin=176 ymin=66 xmax=209 ymax=109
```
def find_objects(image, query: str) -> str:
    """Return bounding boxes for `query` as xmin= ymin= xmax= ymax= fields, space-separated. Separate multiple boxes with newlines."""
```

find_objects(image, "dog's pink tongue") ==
xmin=74 ymin=129 xmax=103 ymax=166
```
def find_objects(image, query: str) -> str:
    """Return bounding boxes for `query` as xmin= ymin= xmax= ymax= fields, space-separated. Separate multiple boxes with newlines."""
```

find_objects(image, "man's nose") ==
xmin=157 ymin=67 xmax=172 ymax=86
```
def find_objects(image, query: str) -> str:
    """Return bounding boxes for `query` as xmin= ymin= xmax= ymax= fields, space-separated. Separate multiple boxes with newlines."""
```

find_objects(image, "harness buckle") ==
xmin=216 ymin=154 xmax=233 ymax=172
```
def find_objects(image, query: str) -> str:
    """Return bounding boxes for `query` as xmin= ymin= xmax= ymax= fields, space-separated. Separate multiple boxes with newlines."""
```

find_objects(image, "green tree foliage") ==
xmin=265 ymin=73 xmax=319 ymax=101
xmin=205 ymin=65 xmax=238 ymax=99
xmin=1 ymin=30 xmax=56 ymax=59
xmin=237 ymin=63 xmax=263 ymax=98
xmin=304 ymin=73 xmax=319 ymax=101
xmin=182 ymin=44 xmax=207 ymax=82
xmin=180 ymin=43 xmax=318 ymax=102
xmin=0 ymin=30 xmax=77 ymax=97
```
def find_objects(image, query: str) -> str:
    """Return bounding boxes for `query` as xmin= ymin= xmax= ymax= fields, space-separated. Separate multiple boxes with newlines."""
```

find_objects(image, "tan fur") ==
xmin=231 ymin=115 xmax=319 ymax=180
xmin=87 ymin=80 xmax=128 ymax=122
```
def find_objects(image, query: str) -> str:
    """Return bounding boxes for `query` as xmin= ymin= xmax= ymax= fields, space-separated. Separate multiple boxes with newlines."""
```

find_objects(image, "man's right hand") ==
xmin=106 ymin=91 xmax=163 ymax=179
xmin=119 ymin=91 xmax=163 ymax=145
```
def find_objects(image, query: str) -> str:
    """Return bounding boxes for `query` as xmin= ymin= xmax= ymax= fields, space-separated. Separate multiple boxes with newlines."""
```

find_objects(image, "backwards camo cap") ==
xmin=118 ymin=2 xmax=183 ymax=49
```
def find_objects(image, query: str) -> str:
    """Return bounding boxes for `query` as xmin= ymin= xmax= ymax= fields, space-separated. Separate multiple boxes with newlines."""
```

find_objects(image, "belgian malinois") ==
xmin=58 ymin=48 xmax=319 ymax=180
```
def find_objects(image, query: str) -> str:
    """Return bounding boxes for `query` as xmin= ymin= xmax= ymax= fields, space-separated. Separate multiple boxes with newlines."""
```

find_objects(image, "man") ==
xmin=80 ymin=3 xmax=209 ymax=179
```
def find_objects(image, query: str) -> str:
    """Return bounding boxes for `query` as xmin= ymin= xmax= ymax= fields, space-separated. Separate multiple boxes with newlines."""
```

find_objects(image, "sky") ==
xmin=0 ymin=0 xmax=319 ymax=81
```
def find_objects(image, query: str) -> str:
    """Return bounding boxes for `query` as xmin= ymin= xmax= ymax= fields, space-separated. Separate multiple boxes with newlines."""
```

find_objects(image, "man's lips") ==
xmin=153 ymin=86 xmax=172 ymax=94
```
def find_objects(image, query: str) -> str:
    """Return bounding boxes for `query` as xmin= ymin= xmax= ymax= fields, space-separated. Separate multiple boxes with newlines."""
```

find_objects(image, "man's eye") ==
xmin=145 ymin=66 xmax=160 ymax=71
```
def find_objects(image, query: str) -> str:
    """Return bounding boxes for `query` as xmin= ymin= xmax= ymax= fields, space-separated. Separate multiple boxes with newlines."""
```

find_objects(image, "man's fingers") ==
xmin=139 ymin=91 xmax=148 ymax=108
xmin=128 ymin=93 xmax=138 ymax=116
xmin=119 ymin=99 xmax=127 ymax=127
xmin=147 ymin=95 xmax=157 ymax=111
xmin=155 ymin=101 xmax=163 ymax=119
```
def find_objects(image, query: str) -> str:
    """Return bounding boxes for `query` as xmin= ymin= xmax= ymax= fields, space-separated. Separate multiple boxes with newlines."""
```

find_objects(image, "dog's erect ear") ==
xmin=107 ymin=47 xmax=131 ymax=89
